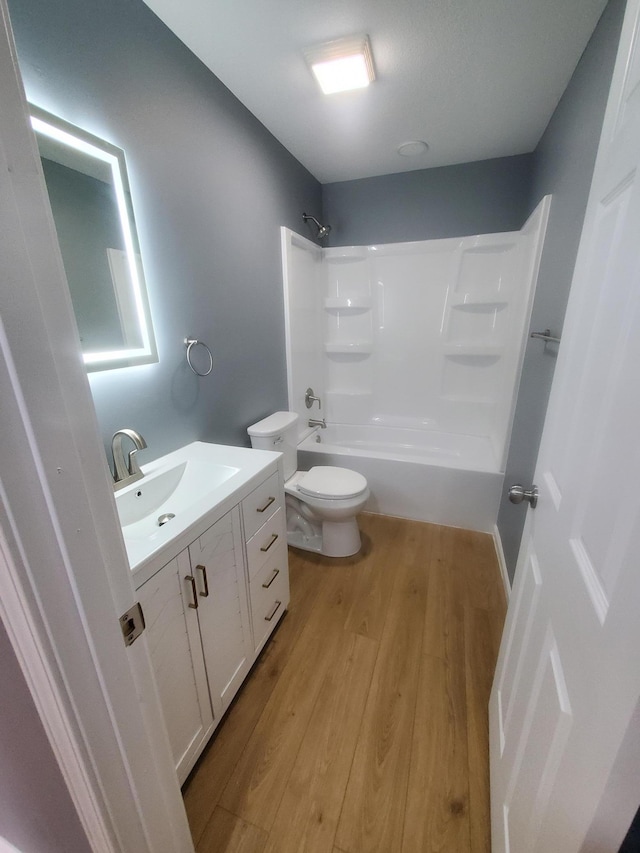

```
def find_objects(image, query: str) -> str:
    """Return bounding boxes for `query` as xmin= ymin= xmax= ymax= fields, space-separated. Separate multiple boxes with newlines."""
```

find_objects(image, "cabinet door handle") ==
xmin=262 ymin=568 xmax=280 ymax=589
xmin=185 ymin=575 xmax=198 ymax=609
xmin=264 ymin=600 xmax=282 ymax=622
xmin=257 ymin=496 xmax=276 ymax=513
xmin=196 ymin=564 xmax=209 ymax=597
xmin=260 ymin=533 xmax=279 ymax=552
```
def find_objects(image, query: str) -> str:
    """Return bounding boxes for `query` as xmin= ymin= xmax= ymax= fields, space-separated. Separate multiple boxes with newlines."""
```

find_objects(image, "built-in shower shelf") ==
xmin=444 ymin=343 xmax=503 ymax=355
xmin=324 ymin=296 xmax=372 ymax=311
xmin=442 ymin=391 xmax=495 ymax=404
xmin=324 ymin=341 xmax=372 ymax=354
xmin=452 ymin=291 xmax=509 ymax=306
xmin=451 ymin=299 xmax=508 ymax=312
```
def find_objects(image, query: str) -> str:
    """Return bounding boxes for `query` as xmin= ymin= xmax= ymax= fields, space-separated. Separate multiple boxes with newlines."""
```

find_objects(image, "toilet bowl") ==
xmin=247 ymin=412 xmax=369 ymax=557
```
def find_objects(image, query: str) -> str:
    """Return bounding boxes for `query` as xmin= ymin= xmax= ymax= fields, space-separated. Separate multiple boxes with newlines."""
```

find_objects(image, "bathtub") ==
xmin=297 ymin=423 xmax=504 ymax=533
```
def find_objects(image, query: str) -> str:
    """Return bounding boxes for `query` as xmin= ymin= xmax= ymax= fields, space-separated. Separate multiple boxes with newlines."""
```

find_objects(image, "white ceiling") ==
xmin=142 ymin=0 xmax=609 ymax=184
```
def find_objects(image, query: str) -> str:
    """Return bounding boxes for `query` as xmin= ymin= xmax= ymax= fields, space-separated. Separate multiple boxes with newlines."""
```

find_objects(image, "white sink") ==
xmin=116 ymin=441 xmax=281 ymax=576
xmin=116 ymin=460 xmax=239 ymax=530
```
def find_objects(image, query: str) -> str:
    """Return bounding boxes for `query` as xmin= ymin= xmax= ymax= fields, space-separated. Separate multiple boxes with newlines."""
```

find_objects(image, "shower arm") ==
xmin=302 ymin=212 xmax=331 ymax=239
xmin=302 ymin=213 xmax=321 ymax=229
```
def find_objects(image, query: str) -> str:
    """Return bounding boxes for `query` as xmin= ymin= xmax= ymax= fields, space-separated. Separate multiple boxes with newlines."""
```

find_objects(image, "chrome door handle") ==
xmin=508 ymin=484 xmax=538 ymax=509
xmin=185 ymin=575 xmax=198 ymax=609
xmin=196 ymin=564 xmax=209 ymax=597
xmin=262 ymin=568 xmax=280 ymax=589
xmin=264 ymin=600 xmax=282 ymax=622
xmin=257 ymin=496 xmax=275 ymax=513
xmin=260 ymin=533 xmax=279 ymax=552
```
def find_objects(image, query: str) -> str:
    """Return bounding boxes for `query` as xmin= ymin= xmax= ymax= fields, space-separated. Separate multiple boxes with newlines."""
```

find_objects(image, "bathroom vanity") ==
xmin=118 ymin=443 xmax=289 ymax=784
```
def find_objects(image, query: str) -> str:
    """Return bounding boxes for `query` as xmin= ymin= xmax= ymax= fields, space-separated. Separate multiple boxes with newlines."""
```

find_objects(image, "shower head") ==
xmin=302 ymin=213 xmax=331 ymax=240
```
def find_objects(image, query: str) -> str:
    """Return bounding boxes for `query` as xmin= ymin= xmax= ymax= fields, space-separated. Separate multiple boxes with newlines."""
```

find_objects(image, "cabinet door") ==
xmin=137 ymin=551 xmax=214 ymax=784
xmin=189 ymin=507 xmax=253 ymax=714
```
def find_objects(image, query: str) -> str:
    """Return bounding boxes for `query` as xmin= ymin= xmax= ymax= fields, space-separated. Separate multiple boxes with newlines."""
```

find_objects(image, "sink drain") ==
xmin=158 ymin=513 xmax=175 ymax=527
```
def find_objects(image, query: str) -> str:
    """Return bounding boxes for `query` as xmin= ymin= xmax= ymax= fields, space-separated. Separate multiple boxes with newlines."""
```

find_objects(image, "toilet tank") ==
xmin=247 ymin=411 xmax=299 ymax=480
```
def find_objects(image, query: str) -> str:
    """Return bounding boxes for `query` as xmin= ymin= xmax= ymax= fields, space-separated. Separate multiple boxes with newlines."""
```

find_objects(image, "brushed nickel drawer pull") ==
xmin=260 ymin=533 xmax=278 ymax=552
xmin=196 ymin=564 xmax=209 ymax=597
xmin=185 ymin=575 xmax=198 ymax=609
xmin=264 ymin=600 xmax=282 ymax=622
xmin=257 ymin=495 xmax=276 ymax=513
xmin=262 ymin=568 xmax=280 ymax=589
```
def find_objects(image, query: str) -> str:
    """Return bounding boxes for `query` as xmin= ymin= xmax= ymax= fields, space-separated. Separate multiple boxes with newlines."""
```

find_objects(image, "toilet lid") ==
xmin=297 ymin=466 xmax=367 ymax=499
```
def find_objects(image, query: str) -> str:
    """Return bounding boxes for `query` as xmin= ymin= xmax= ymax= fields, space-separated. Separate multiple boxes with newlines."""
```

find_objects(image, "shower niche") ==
xmin=281 ymin=196 xmax=550 ymax=476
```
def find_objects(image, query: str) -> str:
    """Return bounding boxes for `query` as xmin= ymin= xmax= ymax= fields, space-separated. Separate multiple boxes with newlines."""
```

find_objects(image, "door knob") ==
xmin=508 ymin=484 xmax=538 ymax=509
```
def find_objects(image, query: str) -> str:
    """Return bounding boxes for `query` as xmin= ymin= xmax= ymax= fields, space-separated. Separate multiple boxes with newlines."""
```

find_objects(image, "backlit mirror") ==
xmin=30 ymin=105 xmax=158 ymax=371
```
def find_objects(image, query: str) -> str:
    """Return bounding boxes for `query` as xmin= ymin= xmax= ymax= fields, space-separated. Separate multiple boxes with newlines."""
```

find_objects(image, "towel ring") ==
xmin=185 ymin=338 xmax=213 ymax=376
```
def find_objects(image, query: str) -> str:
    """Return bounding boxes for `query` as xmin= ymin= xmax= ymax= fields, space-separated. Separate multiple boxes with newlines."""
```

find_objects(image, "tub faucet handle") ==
xmin=305 ymin=387 xmax=322 ymax=409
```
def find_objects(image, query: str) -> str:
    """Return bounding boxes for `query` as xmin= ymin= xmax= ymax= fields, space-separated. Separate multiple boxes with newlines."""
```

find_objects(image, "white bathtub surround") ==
xmin=282 ymin=197 xmax=550 ymax=531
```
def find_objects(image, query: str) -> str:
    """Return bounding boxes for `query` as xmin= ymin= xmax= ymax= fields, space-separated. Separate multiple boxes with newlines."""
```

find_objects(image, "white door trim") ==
xmin=0 ymin=2 xmax=193 ymax=849
xmin=0 ymin=518 xmax=114 ymax=850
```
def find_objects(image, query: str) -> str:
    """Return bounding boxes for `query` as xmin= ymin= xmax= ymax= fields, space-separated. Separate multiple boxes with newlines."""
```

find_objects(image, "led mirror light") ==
xmin=305 ymin=35 xmax=375 ymax=95
xmin=30 ymin=106 xmax=158 ymax=372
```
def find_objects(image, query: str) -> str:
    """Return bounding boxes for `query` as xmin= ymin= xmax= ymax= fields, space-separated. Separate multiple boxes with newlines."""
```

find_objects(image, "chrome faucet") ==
xmin=308 ymin=418 xmax=327 ymax=429
xmin=111 ymin=428 xmax=147 ymax=491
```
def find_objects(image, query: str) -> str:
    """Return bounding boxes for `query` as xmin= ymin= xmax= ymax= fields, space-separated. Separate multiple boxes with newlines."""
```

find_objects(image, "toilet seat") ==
xmin=296 ymin=466 xmax=368 ymax=500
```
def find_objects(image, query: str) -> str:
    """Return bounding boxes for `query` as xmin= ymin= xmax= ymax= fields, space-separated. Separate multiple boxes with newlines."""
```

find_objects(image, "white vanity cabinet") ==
xmin=132 ymin=458 xmax=289 ymax=784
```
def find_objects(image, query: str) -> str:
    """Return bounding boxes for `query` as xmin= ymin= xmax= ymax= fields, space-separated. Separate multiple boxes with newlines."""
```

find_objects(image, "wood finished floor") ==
xmin=183 ymin=513 xmax=507 ymax=853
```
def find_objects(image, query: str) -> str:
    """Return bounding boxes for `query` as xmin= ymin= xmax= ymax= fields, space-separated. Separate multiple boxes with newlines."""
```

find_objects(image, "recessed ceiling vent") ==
xmin=397 ymin=140 xmax=429 ymax=157
xmin=305 ymin=34 xmax=375 ymax=95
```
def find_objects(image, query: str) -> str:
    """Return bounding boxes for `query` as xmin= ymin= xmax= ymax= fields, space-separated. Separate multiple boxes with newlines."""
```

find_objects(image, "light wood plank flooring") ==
xmin=183 ymin=513 xmax=507 ymax=853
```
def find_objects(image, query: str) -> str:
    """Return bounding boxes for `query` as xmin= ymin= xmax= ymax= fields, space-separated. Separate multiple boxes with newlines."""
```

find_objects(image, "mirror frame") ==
xmin=30 ymin=105 xmax=158 ymax=372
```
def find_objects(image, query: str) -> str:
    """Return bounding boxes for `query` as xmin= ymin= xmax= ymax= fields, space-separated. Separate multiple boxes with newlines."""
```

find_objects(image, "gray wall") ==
xmin=0 ymin=621 xmax=91 ymax=852
xmin=9 ymin=0 xmax=322 ymax=463
xmin=322 ymin=154 xmax=534 ymax=246
xmin=497 ymin=0 xmax=626 ymax=582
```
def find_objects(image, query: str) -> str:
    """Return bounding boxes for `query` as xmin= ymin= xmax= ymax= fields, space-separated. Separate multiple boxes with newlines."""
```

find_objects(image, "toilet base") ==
xmin=287 ymin=517 xmax=362 ymax=558
xmin=322 ymin=518 xmax=362 ymax=557
xmin=287 ymin=528 xmax=323 ymax=555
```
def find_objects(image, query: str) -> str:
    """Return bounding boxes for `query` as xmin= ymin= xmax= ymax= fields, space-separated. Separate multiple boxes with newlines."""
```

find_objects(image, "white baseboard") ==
xmin=493 ymin=524 xmax=511 ymax=603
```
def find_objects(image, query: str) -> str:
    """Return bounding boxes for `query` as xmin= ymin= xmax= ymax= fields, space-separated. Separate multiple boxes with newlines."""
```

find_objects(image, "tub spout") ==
xmin=309 ymin=418 xmax=326 ymax=429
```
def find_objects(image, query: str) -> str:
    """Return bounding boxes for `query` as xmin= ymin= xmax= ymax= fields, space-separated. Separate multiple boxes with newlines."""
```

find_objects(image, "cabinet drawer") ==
xmin=242 ymin=471 xmax=283 ymax=540
xmin=250 ymin=544 xmax=289 ymax=651
xmin=246 ymin=506 xmax=286 ymax=581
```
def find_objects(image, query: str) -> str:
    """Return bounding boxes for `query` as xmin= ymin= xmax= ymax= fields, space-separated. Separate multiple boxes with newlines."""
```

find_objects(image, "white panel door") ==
xmin=490 ymin=2 xmax=640 ymax=850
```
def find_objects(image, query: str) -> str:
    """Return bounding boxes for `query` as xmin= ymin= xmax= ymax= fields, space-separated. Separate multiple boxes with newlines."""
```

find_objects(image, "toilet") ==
xmin=247 ymin=411 xmax=369 ymax=557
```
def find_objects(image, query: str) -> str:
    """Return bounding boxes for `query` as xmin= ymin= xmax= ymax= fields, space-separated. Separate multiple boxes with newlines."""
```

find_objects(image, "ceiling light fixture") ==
xmin=305 ymin=35 xmax=375 ymax=95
